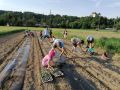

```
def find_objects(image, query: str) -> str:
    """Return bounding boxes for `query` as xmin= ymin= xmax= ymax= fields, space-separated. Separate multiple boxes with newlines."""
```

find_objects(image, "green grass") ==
xmin=96 ymin=38 xmax=120 ymax=54
xmin=51 ymin=28 xmax=120 ymax=39
xmin=0 ymin=26 xmax=26 ymax=37
xmin=1 ymin=26 xmax=119 ymax=39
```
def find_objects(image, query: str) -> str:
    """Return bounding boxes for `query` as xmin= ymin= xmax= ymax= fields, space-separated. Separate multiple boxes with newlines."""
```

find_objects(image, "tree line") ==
xmin=0 ymin=10 xmax=120 ymax=30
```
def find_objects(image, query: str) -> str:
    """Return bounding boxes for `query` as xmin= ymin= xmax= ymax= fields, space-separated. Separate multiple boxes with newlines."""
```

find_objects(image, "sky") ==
xmin=0 ymin=0 xmax=120 ymax=18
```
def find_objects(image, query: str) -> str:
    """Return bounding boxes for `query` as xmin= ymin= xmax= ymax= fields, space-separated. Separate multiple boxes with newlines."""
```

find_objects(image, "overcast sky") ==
xmin=0 ymin=0 xmax=120 ymax=18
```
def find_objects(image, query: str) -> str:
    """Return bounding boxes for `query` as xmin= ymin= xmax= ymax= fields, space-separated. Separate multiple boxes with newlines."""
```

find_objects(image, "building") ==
xmin=90 ymin=12 xmax=101 ymax=17
xmin=91 ymin=12 xmax=97 ymax=17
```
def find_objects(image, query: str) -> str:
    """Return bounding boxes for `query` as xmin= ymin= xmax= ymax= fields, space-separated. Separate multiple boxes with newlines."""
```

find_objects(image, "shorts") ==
xmin=72 ymin=43 xmax=77 ymax=47
xmin=87 ymin=48 xmax=94 ymax=55
xmin=43 ymin=35 xmax=50 ymax=38
xmin=87 ymin=39 xmax=94 ymax=43
xmin=59 ymin=42 xmax=64 ymax=48
xmin=64 ymin=35 xmax=67 ymax=38
xmin=42 ymin=55 xmax=51 ymax=66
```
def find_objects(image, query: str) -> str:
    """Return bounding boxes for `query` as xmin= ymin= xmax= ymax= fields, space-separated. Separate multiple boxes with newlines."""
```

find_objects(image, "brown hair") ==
xmin=104 ymin=52 xmax=108 ymax=57
xmin=53 ymin=44 xmax=57 ymax=48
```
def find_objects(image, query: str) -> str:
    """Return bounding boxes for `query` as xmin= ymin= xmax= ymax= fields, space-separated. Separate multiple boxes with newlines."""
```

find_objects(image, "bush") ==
xmin=96 ymin=37 xmax=120 ymax=54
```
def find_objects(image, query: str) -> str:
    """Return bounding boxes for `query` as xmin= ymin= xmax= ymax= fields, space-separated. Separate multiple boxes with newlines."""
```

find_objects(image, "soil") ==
xmin=0 ymin=31 xmax=120 ymax=90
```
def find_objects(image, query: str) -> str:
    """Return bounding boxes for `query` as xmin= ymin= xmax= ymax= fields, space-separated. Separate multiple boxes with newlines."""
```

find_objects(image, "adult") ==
xmin=42 ymin=27 xmax=50 ymax=39
xmin=52 ymin=38 xmax=65 ymax=57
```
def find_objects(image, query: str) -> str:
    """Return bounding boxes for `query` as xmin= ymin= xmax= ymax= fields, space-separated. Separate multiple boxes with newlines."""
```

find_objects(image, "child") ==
xmin=100 ymin=52 xmax=109 ymax=60
xmin=87 ymin=47 xmax=94 ymax=55
xmin=87 ymin=43 xmax=94 ymax=55
xmin=63 ymin=29 xmax=67 ymax=39
xmin=87 ymin=35 xmax=94 ymax=48
xmin=71 ymin=37 xmax=84 ymax=52
xmin=53 ymin=38 xmax=65 ymax=57
xmin=42 ymin=45 xmax=56 ymax=69
xmin=40 ymin=30 xmax=43 ymax=39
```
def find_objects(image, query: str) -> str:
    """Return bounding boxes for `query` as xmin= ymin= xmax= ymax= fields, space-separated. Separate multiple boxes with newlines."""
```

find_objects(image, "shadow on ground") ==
xmin=59 ymin=56 xmax=97 ymax=90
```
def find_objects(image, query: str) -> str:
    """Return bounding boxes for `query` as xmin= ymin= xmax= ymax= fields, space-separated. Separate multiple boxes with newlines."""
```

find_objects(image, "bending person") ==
xmin=42 ymin=27 xmax=50 ymax=39
xmin=71 ymin=37 xmax=84 ymax=52
xmin=42 ymin=45 xmax=57 ymax=70
xmin=52 ymin=38 xmax=66 ymax=57
xmin=87 ymin=35 xmax=94 ymax=48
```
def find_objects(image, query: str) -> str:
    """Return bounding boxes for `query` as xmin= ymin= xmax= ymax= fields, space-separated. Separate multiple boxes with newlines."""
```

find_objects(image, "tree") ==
xmin=0 ymin=10 xmax=119 ymax=29
xmin=115 ymin=21 xmax=120 ymax=31
xmin=26 ymin=19 xmax=36 ymax=26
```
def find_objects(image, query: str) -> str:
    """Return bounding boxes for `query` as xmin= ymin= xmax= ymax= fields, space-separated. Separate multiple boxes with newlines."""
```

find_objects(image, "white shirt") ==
xmin=53 ymin=39 xmax=63 ymax=45
xmin=43 ymin=29 xmax=50 ymax=36
xmin=87 ymin=35 xmax=94 ymax=41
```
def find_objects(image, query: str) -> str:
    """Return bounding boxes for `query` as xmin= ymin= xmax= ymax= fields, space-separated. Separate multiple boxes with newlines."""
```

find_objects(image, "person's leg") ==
xmin=72 ymin=43 xmax=77 ymax=51
xmin=89 ymin=43 xmax=92 ymax=48
xmin=91 ymin=39 xmax=94 ymax=48
xmin=47 ymin=35 xmax=51 ymax=42
xmin=87 ymin=40 xmax=90 ymax=48
xmin=64 ymin=34 xmax=67 ymax=39
xmin=72 ymin=46 xmax=76 ymax=52
xmin=63 ymin=47 xmax=68 ymax=56
xmin=44 ymin=35 xmax=48 ymax=41
xmin=43 ymin=35 xmax=45 ymax=39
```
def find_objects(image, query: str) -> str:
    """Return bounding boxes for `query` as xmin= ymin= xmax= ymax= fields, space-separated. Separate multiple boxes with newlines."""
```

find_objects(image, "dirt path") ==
xmin=23 ymin=38 xmax=35 ymax=90
xmin=0 ymin=32 xmax=23 ymax=44
xmin=0 ymin=33 xmax=24 ymax=64
xmin=23 ymin=35 xmax=43 ymax=90
xmin=0 ymin=38 xmax=30 ymax=89
xmin=37 ymin=36 xmax=56 ymax=90
xmin=32 ymin=36 xmax=43 ymax=90
xmin=0 ymin=34 xmax=24 ymax=73
xmin=64 ymin=40 xmax=120 ymax=90
xmin=41 ymin=39 xmax=71 ymax=90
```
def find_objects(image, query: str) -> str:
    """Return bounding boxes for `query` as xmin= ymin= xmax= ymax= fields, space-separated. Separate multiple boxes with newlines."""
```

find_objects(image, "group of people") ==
xmin=41 ymin=28 xmax=67 ymax=70
xmin=71 ymin=35 xmax=94 ymax=55
xmin=42 ymin=37 xmax=65 ymax=70
xmin=40 ymin=28 xmax=109 ymax=70
xmin=71 ymin=36 xmax=109 ymax=60
xmin=25 ymin=30 xmax=35 ymax=37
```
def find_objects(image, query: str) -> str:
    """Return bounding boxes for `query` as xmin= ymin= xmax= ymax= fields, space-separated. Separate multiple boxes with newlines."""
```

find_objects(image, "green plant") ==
xmin=97 ymin=37 xmax=120 ymax=54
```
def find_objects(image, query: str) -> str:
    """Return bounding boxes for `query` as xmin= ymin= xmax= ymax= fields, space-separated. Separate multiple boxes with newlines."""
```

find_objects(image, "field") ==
xmin=0 ymin=26 xmax=120 ymax=90
xmin=1 ymin=26 xmax=120 ymax=38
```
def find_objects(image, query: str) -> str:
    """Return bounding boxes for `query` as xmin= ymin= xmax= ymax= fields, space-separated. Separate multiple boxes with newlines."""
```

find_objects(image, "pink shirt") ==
xmin=42 ymin=54 xmax=51 ymax=66
xmin=42 ymin=49 xmax=55 ymax=66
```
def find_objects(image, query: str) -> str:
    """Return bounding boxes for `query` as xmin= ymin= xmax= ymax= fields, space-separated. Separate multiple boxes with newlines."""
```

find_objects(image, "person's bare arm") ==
xmin=59 ymin=47 xmax=64 ymax=57
xmin=92 ymin=43 xmax=94 ymax=48
xmin=47 ymin=60 xmax=52 ymax=69
xmin=79 ymin=45 xmax=87 ymax=52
